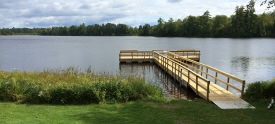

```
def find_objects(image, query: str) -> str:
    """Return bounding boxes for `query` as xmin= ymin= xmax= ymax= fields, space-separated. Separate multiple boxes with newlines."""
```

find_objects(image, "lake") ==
xmin=1 ymin=36 xmax=274 ymax=99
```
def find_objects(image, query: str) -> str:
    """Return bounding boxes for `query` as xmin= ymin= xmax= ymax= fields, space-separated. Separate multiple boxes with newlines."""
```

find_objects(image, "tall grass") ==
xmin=243 ymin=78 xmax=275 ymax=100
xmin=0 ymin=67 xmax=164 ymax=104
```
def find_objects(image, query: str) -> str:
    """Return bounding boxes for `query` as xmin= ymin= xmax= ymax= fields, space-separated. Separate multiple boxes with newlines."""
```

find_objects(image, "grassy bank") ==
xmin=1 ymin=69 xmax=275 ymax=123
xmin=0 ymin=67 xmax=163 ymax=104
xmin=1 ymin=98 xmax=274 ymax=124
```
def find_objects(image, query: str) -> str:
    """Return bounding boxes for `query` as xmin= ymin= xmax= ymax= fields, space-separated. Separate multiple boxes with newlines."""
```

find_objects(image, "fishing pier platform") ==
xmin=119 ymin=50 xmax=254 ymax=109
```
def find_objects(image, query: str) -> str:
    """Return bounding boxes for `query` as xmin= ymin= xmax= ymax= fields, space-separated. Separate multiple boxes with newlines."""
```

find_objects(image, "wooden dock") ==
xmin=119 ymin=50 xmax=254 ymax=109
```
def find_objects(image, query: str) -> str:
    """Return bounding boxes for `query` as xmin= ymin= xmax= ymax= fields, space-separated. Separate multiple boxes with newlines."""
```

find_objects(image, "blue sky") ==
xmin=0 ymin=0 xmax=270 ymax=28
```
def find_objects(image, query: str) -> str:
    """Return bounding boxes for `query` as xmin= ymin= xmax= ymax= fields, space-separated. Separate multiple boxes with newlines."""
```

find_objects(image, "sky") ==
xmin=0 ymin=0 xmax=272 ymax=28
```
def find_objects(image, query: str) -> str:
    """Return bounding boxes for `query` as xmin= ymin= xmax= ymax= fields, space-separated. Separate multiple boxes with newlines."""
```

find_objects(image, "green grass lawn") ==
xmin=1 ymin=98 xmax=275 ymax=124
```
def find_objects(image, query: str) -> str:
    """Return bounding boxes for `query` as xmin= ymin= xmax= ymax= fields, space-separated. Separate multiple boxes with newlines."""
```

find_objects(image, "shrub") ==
xmin=243 ymin=78 xmax=275 ymax=100
xmin=0 ymin=68 xmax=163 ymax=104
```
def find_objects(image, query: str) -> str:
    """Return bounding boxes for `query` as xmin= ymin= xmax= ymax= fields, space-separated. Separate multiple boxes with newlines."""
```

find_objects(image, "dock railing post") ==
xmin=188 ymin=70 xmax=190 ymax=86
xmin=162 ymin=55 xmax=164 ymax=69
xmin=206 ymin=68 xmax=208 ymax=79
xmin=226 ymin=77 xmax=230 ymax=90
xmin=196 ymin=76 xmax=198 ymax=95
xmin=207 ymin=81 xmax=210 ymax=102
xmin=143 ymin=52 xmax=145 ymax=61
xmin=131 ymin=52 xmax=133 ymax=61
xmin=201 ymin=66 xmax=203 ymax=76
xmin=166 ymin=58 xmax=168 ymax=73
xmin=177 ymin=64 xmax=180 ymax=81
xmin=215 ymin=72 xmax=218 ymax=84
xmin=172 ymin=61 xmax=174 ymax=77
xmin=165 ymin=57 xmax=167 ymax=72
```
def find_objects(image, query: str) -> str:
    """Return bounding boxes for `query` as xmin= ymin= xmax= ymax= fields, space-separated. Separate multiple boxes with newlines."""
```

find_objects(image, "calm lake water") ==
xmin=1 ymin=36 xmax=275 ymax=99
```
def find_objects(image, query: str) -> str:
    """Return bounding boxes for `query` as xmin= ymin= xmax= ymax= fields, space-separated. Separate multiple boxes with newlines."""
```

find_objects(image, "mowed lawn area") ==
xmin=1 ymin=98 xmax=275 ymax=124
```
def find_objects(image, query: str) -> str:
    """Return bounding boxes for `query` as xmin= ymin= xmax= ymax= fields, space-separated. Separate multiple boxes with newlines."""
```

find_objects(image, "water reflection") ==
xmin=231 ymin=56 xmax=275 ymax=83
xmin=119 ymin=62 xmax=198 ymax=100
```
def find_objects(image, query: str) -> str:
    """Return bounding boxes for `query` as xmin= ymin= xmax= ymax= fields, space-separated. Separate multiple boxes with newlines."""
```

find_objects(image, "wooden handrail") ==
xmin=119 ymin=50 xmax=154 ymax=62
xmin=169 ymin=50 xmax=201 ymax=60
xmin=167 ymin=51 xmax=245 ymax=98
xmin=177 ymin=49 xmax=196 ymax=51
xmin=154 ymin=51 xmax=210 ymax=101
xmin=168 ymin=52 xmax=242 ymax=82
xmin=120 ymin=50 xmax=138 ymax=53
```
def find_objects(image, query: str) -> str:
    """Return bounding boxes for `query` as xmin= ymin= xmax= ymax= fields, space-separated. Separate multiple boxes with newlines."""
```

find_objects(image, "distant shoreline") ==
xmin=1 ymin=35 xmax=275 ymax=38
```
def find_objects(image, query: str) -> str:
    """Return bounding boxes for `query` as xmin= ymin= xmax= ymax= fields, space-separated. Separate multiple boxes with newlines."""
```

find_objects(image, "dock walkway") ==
xmin=119 ymin=50 xmax=254 ymax=109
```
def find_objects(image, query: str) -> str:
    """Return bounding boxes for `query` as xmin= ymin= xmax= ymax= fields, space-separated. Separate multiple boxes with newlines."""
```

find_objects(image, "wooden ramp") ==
xmin=119 ymin=50 xmax=254 ymax=109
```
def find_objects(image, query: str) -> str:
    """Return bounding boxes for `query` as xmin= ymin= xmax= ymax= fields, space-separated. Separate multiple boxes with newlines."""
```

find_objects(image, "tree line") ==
xmin=0 ymin=27 xmax=43 ymax=35
xmin=1 ymin=0 xmax=275 ymax=37
xmin=143 ymin=0 xmax=275 ymax=37
xmin=41 ymin=23 xmax=139 ymax=36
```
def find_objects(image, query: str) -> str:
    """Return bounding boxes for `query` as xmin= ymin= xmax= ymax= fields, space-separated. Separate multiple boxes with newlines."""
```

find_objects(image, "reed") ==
xmin=0 ymin=67 xmax=163 ymax=104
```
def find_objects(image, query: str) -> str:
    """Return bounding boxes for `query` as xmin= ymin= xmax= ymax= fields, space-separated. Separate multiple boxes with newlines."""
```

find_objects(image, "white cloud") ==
xmin=167 ymin=0 xmax=183 ymax=3
xmin=0 ymin=0 xmax=271 ymax=28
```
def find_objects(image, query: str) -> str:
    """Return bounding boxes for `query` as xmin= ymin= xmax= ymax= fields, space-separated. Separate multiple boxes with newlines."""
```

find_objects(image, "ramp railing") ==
xmin=154 ymin=51 xmax=211 ymax=101
xmin=167 ymin=51 xmax=245 ymax=98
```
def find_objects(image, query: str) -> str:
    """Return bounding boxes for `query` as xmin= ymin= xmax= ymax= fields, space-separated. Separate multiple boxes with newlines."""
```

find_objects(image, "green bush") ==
xmin=0 ymin=69 xmax=163 ymax=104
xmin=243 ymin=78 xmax=275 ymax=100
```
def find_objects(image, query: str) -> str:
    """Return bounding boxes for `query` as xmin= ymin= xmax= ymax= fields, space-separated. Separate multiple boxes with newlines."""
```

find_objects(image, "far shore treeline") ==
xmin=1 ymin=1 xmax=275 ymax=37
